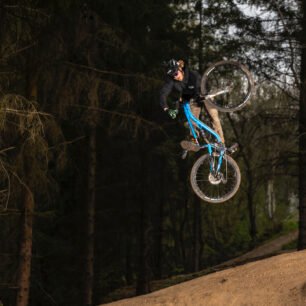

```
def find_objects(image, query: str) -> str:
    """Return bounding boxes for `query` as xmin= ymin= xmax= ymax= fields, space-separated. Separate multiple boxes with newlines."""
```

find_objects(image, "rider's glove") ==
xmin=168 ymin=109 xmax=178 ymax=119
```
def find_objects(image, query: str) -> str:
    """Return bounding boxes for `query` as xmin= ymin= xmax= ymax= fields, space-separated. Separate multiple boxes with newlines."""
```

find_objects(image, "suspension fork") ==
xmin=209 ymin=148 xmax=225 ymax=177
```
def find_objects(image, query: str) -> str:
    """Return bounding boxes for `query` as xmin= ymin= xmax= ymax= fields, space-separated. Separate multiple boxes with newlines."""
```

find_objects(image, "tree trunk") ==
xmin=193 ymin=197 xmax=201 ymax=272
xmin=266 ymin=180 xmax=275 ymax=220
xmin=16 ymin=187 xmax=34 ymax=306
xmin=153 ymin=158 xmax=165 ymax=280
xmin=155 ymin=188 xmax=164 ymax=279
xmin=125 ymin=240 xmax=133 ymax=285
xmin=136 ymin=153 xmax=151 ymax=295
xmin=85 ymin=126 xmax=96 ymax=305
xmin=179 ymin=202 xmax=188 ymax=270
xmin=136 ymin=201 xmax=151 ymax=295
xmin=227 ymin=114 xmax=257 ymax=240
xmin=298 ymin=0 xmax=306 ymax=250
xmin=247 ymin=171 xmax=256 ymax=240
xmin=16 ymin=70 xmax=37 ymax=306
xmin=197 ymin=0 xmax=203 ymax=73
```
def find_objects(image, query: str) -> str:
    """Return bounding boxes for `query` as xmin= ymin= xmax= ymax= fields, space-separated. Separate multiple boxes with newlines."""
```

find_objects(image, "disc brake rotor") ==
xmin=208 ymin=172 xmax=222 ymax=185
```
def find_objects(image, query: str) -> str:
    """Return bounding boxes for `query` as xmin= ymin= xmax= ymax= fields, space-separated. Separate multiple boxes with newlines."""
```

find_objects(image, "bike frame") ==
xmin=182 ymin=101 xmax=225 ymax=173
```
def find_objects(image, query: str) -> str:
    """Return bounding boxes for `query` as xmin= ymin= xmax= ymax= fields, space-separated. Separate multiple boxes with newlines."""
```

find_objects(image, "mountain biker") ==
xmin=159 ymin=59 xmax=225 ymax=154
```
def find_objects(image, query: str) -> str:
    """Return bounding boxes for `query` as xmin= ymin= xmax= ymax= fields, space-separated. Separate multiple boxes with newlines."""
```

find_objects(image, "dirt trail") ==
xmin=102 ymin=230 xmax=303 ymax=306
xmin=104 ymin=249 xmax=306 ymax=306
xmin=219 ymin=230 xmax=298 ymax=266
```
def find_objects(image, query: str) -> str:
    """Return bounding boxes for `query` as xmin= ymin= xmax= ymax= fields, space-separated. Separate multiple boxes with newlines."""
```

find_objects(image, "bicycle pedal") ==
xmin=181 ymin=149 xmax=188 ymax=159
xmin=180 ymin=140 xmax=200 ymax=152
xmin=227 ymin=143 xmax=239 ymax=154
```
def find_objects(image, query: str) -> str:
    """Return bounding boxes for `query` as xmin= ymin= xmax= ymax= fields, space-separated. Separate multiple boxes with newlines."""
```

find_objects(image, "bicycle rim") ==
xmin=190 ymin=153 xmax=241 ymax=203
xmin=201 ymin=60 xmax=254 ymax=112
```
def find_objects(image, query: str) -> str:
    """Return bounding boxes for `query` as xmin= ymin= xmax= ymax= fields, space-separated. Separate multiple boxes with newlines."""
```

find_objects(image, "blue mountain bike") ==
xmin=181 ymin=60 xmax=254 ymax=203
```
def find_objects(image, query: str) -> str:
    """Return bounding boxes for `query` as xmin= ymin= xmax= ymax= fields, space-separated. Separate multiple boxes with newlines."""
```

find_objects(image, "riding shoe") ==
xmin=180 ymin=140 xmax=201 ymax=152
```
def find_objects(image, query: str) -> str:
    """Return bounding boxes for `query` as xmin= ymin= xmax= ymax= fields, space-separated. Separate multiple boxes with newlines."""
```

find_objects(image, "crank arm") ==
xmin=205 ymin=86 xmax=231 ymax=99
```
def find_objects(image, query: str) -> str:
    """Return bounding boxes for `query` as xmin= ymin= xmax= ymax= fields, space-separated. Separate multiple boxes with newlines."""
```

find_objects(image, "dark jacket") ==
xmin=159 ymin=64 xmax=201 ymax=109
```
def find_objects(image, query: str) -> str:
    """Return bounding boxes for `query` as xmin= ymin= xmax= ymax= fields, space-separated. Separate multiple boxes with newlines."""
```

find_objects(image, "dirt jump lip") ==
xmin=103 ymin=244 xmax=305 ymax=306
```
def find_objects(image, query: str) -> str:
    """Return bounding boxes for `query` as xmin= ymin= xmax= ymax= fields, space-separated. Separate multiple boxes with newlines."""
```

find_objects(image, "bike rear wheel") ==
xmin=190 ymin=153 xmax=241 ymax=203
xmin=201 ymin=60 xmax=254 ymax=112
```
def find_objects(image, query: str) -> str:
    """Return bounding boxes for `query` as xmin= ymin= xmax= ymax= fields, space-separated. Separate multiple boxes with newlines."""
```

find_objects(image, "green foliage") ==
xmin=282 ymin=239 xmax=298 ymax=250
xmin=170 ymin=266 xmax=185 ymax=276
xmin=282 ymin=218 xmax=299 ymax=234
xmin=0 ymin=94 xmax=44 ymax=141
xmin=96 ymin=266 xmax=128 ymax=296
xmin=233 ymin=219 xmax=253 ymax=250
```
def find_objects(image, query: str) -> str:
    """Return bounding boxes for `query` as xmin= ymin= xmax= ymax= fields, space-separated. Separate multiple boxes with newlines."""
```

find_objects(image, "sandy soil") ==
xmin=103 ymin=249 xmax=306 ymax=306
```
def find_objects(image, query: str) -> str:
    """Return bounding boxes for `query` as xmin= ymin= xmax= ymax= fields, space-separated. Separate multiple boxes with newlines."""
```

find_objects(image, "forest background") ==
xmin=0 ymin=0 xmax=305 ymax=305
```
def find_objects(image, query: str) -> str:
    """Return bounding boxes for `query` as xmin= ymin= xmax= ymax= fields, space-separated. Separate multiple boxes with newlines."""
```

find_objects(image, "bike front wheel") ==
xmin=201 ymin=60 xmax=254 ymax=112
xmin=190 ymin=153 xmax=241 ymax=203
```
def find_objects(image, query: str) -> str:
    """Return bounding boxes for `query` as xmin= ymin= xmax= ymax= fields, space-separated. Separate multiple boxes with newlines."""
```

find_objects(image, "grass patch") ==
xmin=282 ymin=239 xmax=298 ymax=250
xmin=281 ymin=220 xmax=298 ymax=235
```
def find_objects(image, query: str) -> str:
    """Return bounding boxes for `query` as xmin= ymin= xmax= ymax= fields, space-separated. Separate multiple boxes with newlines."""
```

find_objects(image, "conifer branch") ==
xmin=0 ymin=108 xmax=52 ymax=117
xmin=0 ymin=159 xmax=10 ymax=210
xmin=72 ymin=104 xmax=168 ymax=136
xmin=271 ymin=1 xmax=300 ymax=89
xmin=3 ymin=5 xmax=50 ymax=18
xmin=62 ymin=61 xmax=161 ymax=83
xmin=0 ymin=147 xmax=15 ymax=154
xmin=10 ymin=171 xmax=34 ymax=203
xmin=0 ymin=42 xmax=37 ymax=60
xmin=48 ymin=136 xmax=86 ymax=150
xmin=34 ymin=280 xmax=58 ymax=305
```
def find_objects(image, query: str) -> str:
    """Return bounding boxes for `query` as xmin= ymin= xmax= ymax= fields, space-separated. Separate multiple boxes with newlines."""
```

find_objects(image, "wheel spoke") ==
xmin=190 ymin=153 xmax=241 ymax=203
xmin=201 ymin=61 xmax=254 ymax=112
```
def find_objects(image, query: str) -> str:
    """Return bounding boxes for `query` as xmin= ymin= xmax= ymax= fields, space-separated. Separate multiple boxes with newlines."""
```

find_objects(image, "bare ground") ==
xmin=104 ymin=249 xmax=306 ymax=306
xmin=102 ymin=231 xmax=306 ymax=306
